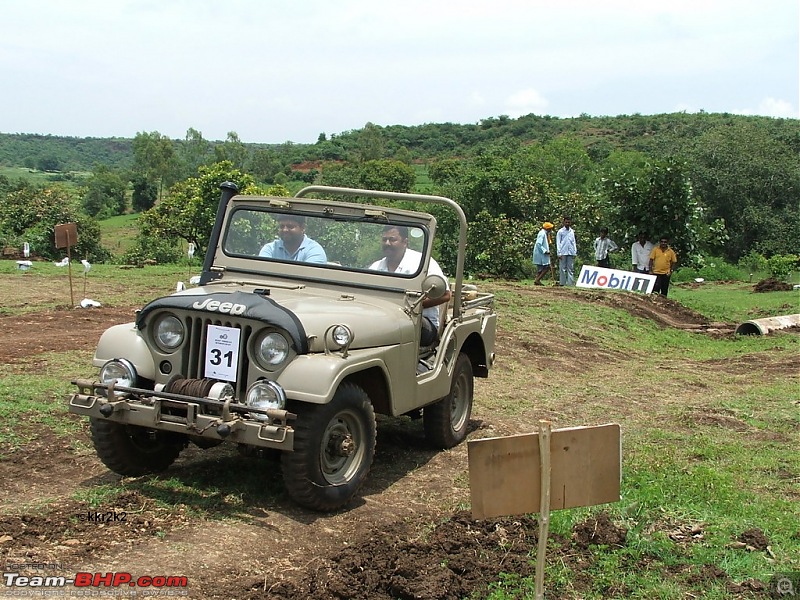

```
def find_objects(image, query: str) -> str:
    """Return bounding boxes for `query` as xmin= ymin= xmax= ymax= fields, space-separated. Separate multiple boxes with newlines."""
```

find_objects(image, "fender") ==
xmin=277 ymin=345 xmax=407 ymax=405
xmin=92 ymin=323 xmax=156 ymax=380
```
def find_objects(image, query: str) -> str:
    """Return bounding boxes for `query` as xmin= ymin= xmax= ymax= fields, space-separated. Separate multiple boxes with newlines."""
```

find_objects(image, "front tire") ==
xmin=281 ymin=383 xmax=376 ymax=511
xmin=424 ymin=352 xmax=473 ymax=449
xmin=90 ymin=418 xmax=185 ymax=476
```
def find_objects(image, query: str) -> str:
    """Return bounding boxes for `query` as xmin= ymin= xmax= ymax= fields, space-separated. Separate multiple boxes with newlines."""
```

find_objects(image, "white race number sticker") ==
xmin=204 ymin=325 xmax=240 ymax=382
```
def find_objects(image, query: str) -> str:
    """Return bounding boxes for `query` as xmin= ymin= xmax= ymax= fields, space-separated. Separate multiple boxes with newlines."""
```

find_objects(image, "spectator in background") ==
xmin=556 ymin=216 xmax=577 ymax=286
xmin=532 ymin=221 xmax=554 ymax=285
xmin=649 ymin=236 xmax=678 ymax=296
xmin=594 ymin=227 xmax=619 ymax=268
xmin=631 ymin=231 xmax=654 ymax=273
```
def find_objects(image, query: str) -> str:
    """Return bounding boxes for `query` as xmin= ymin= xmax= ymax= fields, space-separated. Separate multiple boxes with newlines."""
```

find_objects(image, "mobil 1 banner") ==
xmin=577 ymin=265 xmax=657 ymax=294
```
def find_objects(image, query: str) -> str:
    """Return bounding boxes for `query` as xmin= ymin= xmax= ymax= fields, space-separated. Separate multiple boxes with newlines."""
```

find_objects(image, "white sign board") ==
xmin=577 ymin=265 xmax=656 ymax=294
xmin=204 ymin=325 xmax=240 ymax=382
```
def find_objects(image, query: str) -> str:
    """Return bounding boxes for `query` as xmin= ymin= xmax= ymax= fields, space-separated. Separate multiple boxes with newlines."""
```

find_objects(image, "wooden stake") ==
xmin=66 ymin=230 xmax=75 ymax=307
xmin=535 ymin=420 xmax=552 ymax=599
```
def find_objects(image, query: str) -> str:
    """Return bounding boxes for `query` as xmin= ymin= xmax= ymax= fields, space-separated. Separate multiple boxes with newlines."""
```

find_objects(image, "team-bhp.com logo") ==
xmin=4 ymin=571 xmax=188 ymax=590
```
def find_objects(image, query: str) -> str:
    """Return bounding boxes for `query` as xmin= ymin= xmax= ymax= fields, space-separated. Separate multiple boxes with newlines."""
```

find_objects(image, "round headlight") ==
xmin=155 ymin=315 xmax=184 ymax=351
xmin=98 ymin=359 xmax=137 ymax=398
xmin=255 ymin=332 xmax=289 ymax=368
xmin=245 ymin=380 xmax=286 ymax=421
xmin=331 ymin=325 xmax=352 ymax=348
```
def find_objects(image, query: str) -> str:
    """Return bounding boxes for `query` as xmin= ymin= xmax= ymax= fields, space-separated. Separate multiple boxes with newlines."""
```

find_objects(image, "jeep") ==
xmin=69 ymin=185 xmax=497 ymax=511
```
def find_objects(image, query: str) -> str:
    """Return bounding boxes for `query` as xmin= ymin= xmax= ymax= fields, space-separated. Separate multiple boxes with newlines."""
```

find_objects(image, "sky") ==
xmin=1 ymin=0 xmax=797 ymax=144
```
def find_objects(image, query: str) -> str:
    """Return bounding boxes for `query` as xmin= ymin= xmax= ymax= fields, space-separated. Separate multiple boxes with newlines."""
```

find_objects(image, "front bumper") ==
xmin=68 ymin=379 xmax=295 ymax=450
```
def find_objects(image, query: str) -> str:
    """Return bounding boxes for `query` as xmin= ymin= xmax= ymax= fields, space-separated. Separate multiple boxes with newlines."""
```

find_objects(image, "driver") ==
xmin=259 ymin=215 xmax=327 ymax=263
xmin=369 ymin=225 xmax=451 ymax=345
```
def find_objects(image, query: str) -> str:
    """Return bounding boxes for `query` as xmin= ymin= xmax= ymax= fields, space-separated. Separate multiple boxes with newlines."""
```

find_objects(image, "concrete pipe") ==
xmin=735 ymin=314 xmax=800 ymax=336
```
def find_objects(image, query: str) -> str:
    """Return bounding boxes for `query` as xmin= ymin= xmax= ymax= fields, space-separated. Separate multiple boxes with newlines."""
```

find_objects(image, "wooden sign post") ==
xmin=468 ymin=422 xmax=621 ymax=599
xmin=54 ymin=223 xmax=78 ymax=307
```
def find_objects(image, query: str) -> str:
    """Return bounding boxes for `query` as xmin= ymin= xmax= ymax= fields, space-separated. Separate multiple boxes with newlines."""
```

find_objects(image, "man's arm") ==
xmin=423 ymin=289 xmax=452 ymax=309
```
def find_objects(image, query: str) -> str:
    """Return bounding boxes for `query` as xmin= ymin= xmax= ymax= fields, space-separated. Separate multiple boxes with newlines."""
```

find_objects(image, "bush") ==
xmin=672 ymin=256 xmax=746 ymax=283
xmin=121 ymin=233 xmax=182 ymax=266
xmin=767 ymin=254 xmax=799 ymax=282
xmin=737 ymin=251 xmax=768 ymax=278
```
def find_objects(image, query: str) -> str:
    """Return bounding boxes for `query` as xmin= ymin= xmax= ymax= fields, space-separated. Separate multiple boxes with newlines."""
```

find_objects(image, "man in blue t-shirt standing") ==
xmin=259 ymin=215 xmax=327 ymax=263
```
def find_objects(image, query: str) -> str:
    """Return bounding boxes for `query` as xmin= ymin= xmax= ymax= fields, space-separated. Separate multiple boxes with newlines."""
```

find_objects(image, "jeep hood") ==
xmin=137 ymin=289 xmax=414 ymax=353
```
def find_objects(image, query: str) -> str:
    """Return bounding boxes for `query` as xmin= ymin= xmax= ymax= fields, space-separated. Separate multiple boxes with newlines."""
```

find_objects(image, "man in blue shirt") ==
xmin=259 ymin=215 xmax=327 ymax=263
xmin=556 ymin=216 xmax=577 ymax=286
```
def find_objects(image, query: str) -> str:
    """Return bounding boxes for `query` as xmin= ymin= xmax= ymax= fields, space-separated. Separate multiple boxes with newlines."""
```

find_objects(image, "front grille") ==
xmin=184 ymin=316 xmax=253 ymax=400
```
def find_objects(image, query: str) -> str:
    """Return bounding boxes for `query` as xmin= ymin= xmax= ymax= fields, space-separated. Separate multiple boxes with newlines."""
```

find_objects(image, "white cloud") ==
xmin=756 ymin=98 xmax=797 ymax=119
xmin=731 ymin=98 xmax=798 ymax=119
xmin=504 ymin=90 xmax=550 ymax=118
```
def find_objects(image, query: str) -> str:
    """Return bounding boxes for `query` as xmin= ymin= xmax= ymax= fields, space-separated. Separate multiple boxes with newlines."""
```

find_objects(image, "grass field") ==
xmin=0 ymin=262 xmax=797 ymax=598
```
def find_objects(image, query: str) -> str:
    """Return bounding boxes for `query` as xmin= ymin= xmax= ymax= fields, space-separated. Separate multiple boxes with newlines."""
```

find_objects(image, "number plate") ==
xmin=204 ymin=325 xmax=240 ymax=382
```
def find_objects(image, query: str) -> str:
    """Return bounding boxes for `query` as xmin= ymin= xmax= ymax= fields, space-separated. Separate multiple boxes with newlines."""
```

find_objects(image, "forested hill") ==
xmin=1 ymin=112 xmax=797 ymax=173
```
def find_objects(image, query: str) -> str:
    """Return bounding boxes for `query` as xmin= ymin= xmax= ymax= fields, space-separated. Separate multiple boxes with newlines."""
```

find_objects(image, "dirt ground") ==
xmin=0 ymin=283 xmax=793 ymax=599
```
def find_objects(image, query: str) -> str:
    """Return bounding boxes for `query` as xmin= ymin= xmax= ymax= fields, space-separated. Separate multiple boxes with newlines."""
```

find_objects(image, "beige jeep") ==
xmin=69 ymin=185 xmax=496 ymax=511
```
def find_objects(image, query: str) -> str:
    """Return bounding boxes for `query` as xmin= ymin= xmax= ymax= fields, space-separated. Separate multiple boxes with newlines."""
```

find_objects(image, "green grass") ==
xmin=478 ymin=282 xmax=799 ymax=598
xmin=98 ymin=212 xmax=140 ymax=257
xmin=0 ymin=265 xmax=797 ymax=597
xmin=0 ymin=165 xmax=88 ymax=188
xmin=0 ymin=352 xmax=94 ymax=454
xmin=670 ymin=281 xmax=799 ymax=323
xmin=0 ymin=260 xmax=198 ymax=315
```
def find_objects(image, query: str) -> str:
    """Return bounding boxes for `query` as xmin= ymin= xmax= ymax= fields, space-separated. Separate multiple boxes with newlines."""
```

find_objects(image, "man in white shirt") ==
xmin=594 ymin=227 xmax=619 ymax=268
xmin=631 ymin=231 xmax=655 ymax=273
xmin=369 ymin=225 xmax=451 ymax=345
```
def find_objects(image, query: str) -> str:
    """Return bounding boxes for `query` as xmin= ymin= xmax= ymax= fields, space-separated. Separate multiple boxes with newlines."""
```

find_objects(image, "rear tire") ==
xmin=424 ymin=352 xmax=473 ymax=449
xmin=90 ymin=418 xmax=185 ymax=476
xmin=281 ymin=383 xmax=376 ymax=511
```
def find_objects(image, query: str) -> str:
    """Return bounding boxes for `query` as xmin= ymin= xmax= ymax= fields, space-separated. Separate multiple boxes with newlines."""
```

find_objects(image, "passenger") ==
xmin=369 ymin=225 xmax=451 ymax=346
xmin=259 ymin=215 xmax=327 ymax=263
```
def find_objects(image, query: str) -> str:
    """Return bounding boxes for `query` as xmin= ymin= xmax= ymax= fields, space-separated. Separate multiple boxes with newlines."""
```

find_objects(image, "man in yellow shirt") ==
xmin=648 ymin=237 xmax=678 ymax=297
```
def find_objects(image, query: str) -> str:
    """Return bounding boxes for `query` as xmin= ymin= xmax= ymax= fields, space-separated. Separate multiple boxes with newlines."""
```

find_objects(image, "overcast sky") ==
xmin=1 ymin=0 xmax=797 ymax=144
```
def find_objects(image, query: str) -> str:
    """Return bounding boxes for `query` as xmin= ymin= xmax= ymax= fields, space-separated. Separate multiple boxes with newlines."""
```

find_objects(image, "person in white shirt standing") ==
xmin=370 ymin=225 xmax=451 ymax=346
xmin=631 ymin=231 xmax=655 ymax=273
xmin=556 ymin=216 xmax=577 ymax=286
xmin=594 ymin=227 xmax=619 ymax=268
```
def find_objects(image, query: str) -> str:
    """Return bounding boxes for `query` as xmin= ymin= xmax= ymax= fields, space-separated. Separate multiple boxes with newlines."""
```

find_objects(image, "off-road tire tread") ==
xmin=424 ymin=352 xmax=473 ymax=449
xmin=281 ymin=383 xmax=376 ymax=512
xmin=90 ymin=418 xmax=183 ymax=476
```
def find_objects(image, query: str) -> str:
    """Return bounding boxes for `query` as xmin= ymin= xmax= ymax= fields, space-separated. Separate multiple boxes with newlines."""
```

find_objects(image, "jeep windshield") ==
xmin=221 ymin=204 xmax=432 ymax=279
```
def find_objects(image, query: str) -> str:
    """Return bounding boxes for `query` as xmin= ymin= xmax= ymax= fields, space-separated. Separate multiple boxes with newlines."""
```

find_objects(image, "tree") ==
xmin=82 ymin=165 xmax=128 ymax=218
xmin=248 ymin=148 xmax=284 ymax=183
xmin=358 ymin=122 xmax=385 ymax=162
xmin=179 ymin=127 xmax=213 ymax=177
xmin=133 ymin=161 xmax=260 ymax=260
xmin=131 ymin=174 xmax=158 ymax=212
xmin=214 ymin=131 xmax=248 ymax=170
xmin=132 ymin=131 xmax=177 ymax=200
xmin=358 ymin=160 xmax=415 ymax=192
xmin=320 ymin=159 xmax=415 ymax=193
xmin=601 ymin=157 xmax=707 ymax=266
xmin=687 ymin=122 xmax=800 ymax=260
xmin=0 ymin=183 xmax=110 ymax=261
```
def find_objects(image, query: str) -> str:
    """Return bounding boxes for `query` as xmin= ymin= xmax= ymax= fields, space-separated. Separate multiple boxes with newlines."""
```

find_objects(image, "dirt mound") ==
xmin=753 ymin=278 xmax=793 ymax=292
xmin=243 ymin=511 xmax=538 ymax=600
xmin=572 ymin=511 xmax=628 ymax=548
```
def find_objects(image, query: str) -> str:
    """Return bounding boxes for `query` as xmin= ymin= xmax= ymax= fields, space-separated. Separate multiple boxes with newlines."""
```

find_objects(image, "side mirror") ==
xmin=421 ymin=274 xmax=447 ymax=300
